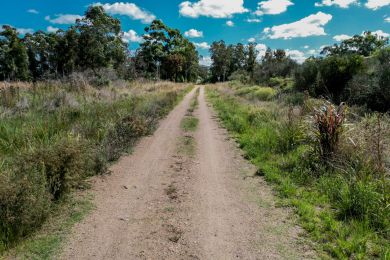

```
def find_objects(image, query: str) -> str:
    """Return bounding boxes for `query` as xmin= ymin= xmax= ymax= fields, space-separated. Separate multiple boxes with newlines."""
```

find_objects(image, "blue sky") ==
xmin=1 ymin=0 xmax=389 ymax=64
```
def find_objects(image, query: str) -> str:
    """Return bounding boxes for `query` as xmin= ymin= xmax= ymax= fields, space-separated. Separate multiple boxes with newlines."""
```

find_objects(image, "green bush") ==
xmin=0 ymin=167 xmax=51 ymax=246
xmin=23 ymin=137 xmax=96 ymax=200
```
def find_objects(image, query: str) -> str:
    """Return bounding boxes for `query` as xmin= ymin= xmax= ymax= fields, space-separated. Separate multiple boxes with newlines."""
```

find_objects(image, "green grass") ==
xmin=177 ymin=135 xmax=196 ymax=157
xmin=0 ymin=82 xmax=192 ymax=255
xmin=234 ymin=85 xmax=277 ymax=101
xmin=180 ymin=117 xmax=199 ymax=132
xmin=2 ymin=193 xmax=93 ymax=260
xmin=206 ymin=85 xmax=390 ymax=259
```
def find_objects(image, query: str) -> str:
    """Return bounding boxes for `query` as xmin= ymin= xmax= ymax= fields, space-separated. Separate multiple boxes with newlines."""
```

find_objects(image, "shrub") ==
xmin=103 ymin=115 xmax=150 ymax=161
xmin=313 ymin=102 xmax=346 ymax=159
xmin=253 ymin=87 xmax=277 ymax=101
xmin=23 ymin=137 xmax=95 ymax=200
xmin=0 ymin=167 xmax=51 ymax=247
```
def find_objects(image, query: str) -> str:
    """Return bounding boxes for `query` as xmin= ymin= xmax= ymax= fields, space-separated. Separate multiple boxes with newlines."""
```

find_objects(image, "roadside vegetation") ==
xmin=0 ymin=80 xmax=191 ymax=253
xmin=207 ymin=81 xmax=389 ymax=259
xmin=206 ymin=31 xmax=389 ymax=259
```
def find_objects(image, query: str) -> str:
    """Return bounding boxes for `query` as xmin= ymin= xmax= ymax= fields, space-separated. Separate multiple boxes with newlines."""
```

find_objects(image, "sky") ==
xmin=0 ymin=0 xmax=389 ymax=65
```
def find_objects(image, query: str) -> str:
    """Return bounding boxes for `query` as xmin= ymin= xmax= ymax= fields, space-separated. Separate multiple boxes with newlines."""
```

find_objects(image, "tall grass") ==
xmin=207 ymin=83 xmax=389 ymax=259
xmin=0 ymin=81 xmax=191 ymax=251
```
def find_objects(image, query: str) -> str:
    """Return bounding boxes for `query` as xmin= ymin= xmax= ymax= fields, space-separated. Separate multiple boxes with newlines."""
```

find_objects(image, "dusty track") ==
xmin=61 ymin=86 xmax=314 ymax=259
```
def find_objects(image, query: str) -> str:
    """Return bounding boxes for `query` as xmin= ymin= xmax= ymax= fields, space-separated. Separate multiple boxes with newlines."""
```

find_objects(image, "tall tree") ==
xmin=76 ymin=6 xmax=127 ymax=72
xmin=0 ymin=25 xmax=30 ymax=81
xmin=210 ymin=40 xmax=230 ymax=82
xmin=139 ymin=20 xmax=198 ymax=81
xmin=322 ymin=31 xmax=388 ymax=57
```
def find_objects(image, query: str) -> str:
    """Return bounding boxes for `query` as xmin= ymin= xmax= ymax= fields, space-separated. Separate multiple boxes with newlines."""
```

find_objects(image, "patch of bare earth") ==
xmin=60 ymin=86 xmax=315 ymax=260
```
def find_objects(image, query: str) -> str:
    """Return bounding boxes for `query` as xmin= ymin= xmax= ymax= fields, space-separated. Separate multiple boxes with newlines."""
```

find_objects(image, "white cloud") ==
xmin=226 ymin=20 xmax=234 ymax=27
xmin=47 ymin=26 xmax=59 ymax=33
xmin=16 ymin=28 xmax=34 ymax=35
xmin=45 ymin=14 xmax=83 ymax=24
xmin=123 ymin=30 xmax=143 ymax=43
xmin=304 ymin=45 xmax=310 ymax=49
xmin=286 ymin=49 xmax=306 ymax=63
xmin=315 ymin=0 xmax=358 ymax=8
xmin=94 ymin=2 xmax=156 ymax=24
xmin=307 ymin=49 xmax=317 ymax=55
xmin=365 ymin=0 xmax=390 ymax=9
xmin=255 ymin=43 xmax=267 ymax=59
xmin=333 ymin=34 xmax=351 ymax=41
xmin=254 ymin=0 xmax=294 ymax=15
xmin=184 ymin=29 xmax=203 ymax=38
xmin=199 ymin=56 xmax=212 ymax=66
xmin=194 ymin=42 xmax=211 ymax=49
xmin=372 ymin=30 xmax=389 ymax=37
xmin=248 ymin=37 xmax=256 ymax=42
xmin=264 ymin=12 xmax=332 ymax=39
xmin=385 ymin=17 xmax=390 ymax=22
xmin=27 ymin=9 xmax=39 ymax=14
xmin=246 ymin=18 xmax=262 ymax=23
xmin=179 ymin=0 xmax=248 ymax=18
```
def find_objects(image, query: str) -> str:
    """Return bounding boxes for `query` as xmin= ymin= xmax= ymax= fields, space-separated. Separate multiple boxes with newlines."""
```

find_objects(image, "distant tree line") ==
xmin=295 ymin=32 xmax=389 ymax=112
xmin=0 ymin=6 xmax=200 ymax=82
xmin=208 ymin=32 xmax=389 ymax=112
xmin=208 ymin=41 xmax=297 ymax=84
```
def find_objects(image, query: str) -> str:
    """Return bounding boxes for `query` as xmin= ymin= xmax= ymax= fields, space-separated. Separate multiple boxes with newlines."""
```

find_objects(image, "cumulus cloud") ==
xmin=248 ymin=37 xmax=256 ymax=42
xmin=263 ymin=12 xmax=332 ymax=39
xmin=286 ymin=49 xmax=306 ymax=63
xmin=27 ymin=9 xmax=39 ymax=14
xmin=123 ymin=30 xmax=143 ymax=43
xmin=94 ymin=2 xmax=156 ymax=24
xmin=372 ymin=30 xmax=389 ymax=37
xmin=226 ymin=20 xmax=234 ymax=27
xmin=333 ymin=34 xmax=351 ymax=41
xmin=16 ymin=28 xmax=34 ymax=35
xmin=386 ymin=17 xmax=390 ymax=22
xmin=179 ymin=0 xmax=248 ymax=18
xmin=307 ymin=49 xmax=317 ymax=55
xmin=304 ymin=45 xmax=310 ymax=49
xmin=199 ymin=56 xmax=212 ymax=66
xmin=365 ymin=0 xmax=390 ymax=10
xmin=47 ymin=26 xmax=59 ymax=33
xmin=194 ymin=42 xmax=211 ymax=49
xmin=315 ymin=0 xmax=358 ymax=8
xmin=246 ymin=18 xmax=262 ymax=23
xmin=255 ymin=43 xmax=267 ymax=59
xmin=254 ymin=0 xmax=293 ymax=15
xmin=184 ymin=29 xmax=203 ymax=38
xmin=45 ymin=14 xmax=83 ymax=24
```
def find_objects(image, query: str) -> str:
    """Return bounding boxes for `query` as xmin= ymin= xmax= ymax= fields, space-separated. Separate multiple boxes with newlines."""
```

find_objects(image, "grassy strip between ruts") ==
xmin=206 ymin=85 xmax=389 ymax=259
xmin=0 ymin=82 xmax=193 ymax=256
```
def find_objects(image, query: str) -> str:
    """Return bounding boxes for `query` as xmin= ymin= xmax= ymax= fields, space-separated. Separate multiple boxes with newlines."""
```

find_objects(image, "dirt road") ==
xmin=61 ymin=86 xmax=313 ymax=259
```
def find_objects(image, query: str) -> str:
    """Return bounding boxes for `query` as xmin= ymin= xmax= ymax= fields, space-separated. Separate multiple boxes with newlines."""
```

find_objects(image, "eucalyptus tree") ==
xmin=0 ymin=25 xmax=30 ymax=81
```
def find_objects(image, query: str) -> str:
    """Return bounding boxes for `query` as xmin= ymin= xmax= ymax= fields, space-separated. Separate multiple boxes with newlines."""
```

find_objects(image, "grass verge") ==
xmin=206 ymin=85 xmax=389 ymax=259
xmin=0 ymin=81 xmax=192 ymax=256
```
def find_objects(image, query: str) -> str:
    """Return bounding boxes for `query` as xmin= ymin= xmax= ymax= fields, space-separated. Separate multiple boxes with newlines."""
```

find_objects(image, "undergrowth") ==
xmin=207 ymin=84 xmax=389 ymax=259
xmin=0 ymin=81 xmax=191 ymax=253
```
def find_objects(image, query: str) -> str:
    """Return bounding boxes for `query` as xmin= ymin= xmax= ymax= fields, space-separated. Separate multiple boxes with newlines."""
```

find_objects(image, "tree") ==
xmin=76 ymin=6 xmax=127 ymax=73
xmin=139 ymin=20 xmax=199 ymax=81
xmin=245 ymin=43 xmax=257 ymax=81
xmin=23 ymin=31 xmax=58 ymax=80
xmin=322 ymin=31 xmax=388 ymax=57
xmin=210 ymin=40 xmax=231 ymax=82
xmin=55 ymin=28 xmax=79 ymax=76
xmin=0 ymin=25 xmax=30 ymax=81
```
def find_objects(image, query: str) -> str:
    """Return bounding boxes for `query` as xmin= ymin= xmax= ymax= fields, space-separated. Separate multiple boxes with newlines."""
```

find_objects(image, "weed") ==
xmin=180 ymin=117 xmax=199 ymax=132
